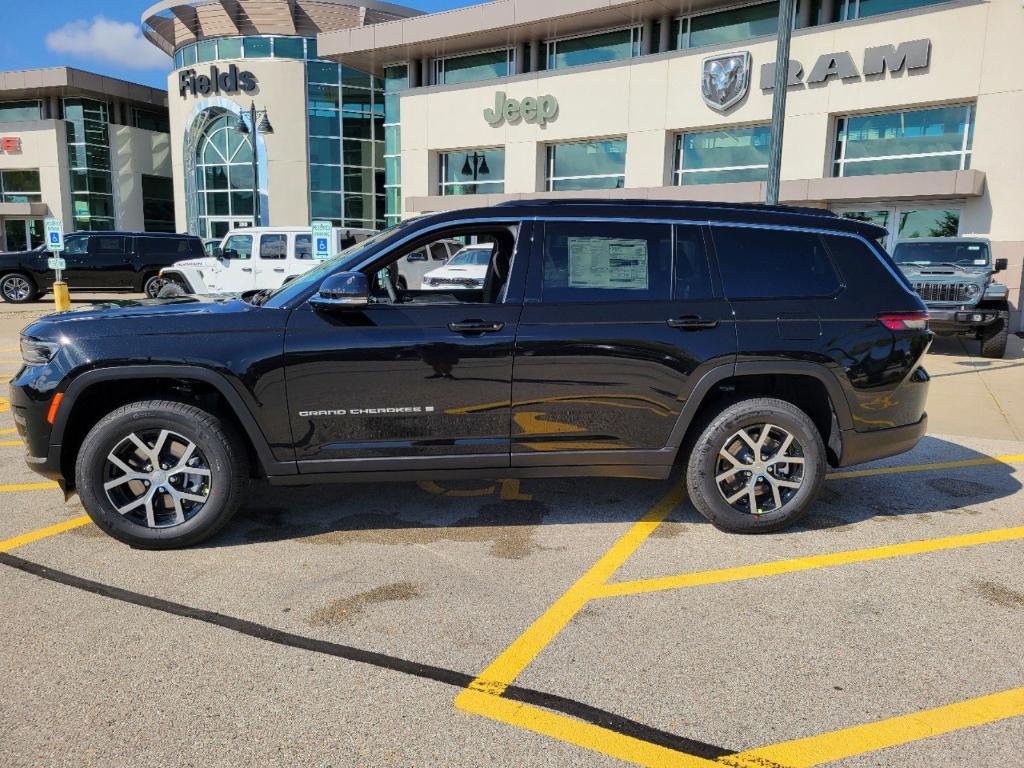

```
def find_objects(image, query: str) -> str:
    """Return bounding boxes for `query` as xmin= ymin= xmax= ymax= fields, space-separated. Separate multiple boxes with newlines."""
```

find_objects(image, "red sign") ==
xmin=0 ymin=137 xmax=21 ymax=153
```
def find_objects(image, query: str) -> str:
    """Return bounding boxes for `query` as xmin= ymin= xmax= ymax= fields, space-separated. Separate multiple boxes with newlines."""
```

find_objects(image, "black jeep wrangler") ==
xmin=11 ymin=200 xmax=932 ymax=548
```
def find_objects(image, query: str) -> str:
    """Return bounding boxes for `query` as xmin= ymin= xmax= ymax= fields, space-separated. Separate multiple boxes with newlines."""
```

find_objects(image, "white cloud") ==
xmin=45 ymin=16 xmax=168 ymax=70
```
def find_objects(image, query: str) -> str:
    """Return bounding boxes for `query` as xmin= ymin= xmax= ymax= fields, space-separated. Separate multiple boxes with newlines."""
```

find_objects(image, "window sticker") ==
xmin=973 ymin=259 xmax=987 ymax=265
xmin=567 ymin=237 xmax=648 ymax=290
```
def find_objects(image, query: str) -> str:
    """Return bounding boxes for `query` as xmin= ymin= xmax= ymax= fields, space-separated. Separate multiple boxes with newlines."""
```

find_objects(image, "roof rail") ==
xmin=492 ymin=198 xmax=838 ymax=218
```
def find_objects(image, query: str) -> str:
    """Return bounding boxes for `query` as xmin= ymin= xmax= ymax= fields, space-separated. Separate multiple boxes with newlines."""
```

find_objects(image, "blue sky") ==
xmin=1 ymin=0 xmax=472 ymax=88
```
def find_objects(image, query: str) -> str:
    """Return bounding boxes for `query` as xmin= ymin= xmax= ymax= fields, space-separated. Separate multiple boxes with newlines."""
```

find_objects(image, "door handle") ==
xmin=667 ymin=316 xmax=719 ymax=330
xmin=448 ymin=320 xmax=505 ymax=334
xmin=241 ymin=267 xmax=253 ymax=272
xmin=273 ymin=267 xmax=285 ymax=273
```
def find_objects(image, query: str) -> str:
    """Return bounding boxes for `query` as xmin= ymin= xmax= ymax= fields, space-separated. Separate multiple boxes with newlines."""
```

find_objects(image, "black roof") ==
xmin=67 ymin=231 xmax=198 ymax=238
xmin=427 ymin=198 xmax=887 ymax=240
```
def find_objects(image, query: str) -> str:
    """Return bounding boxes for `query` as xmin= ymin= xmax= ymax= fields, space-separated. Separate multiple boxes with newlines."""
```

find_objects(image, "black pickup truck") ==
xmin=0 ymin=232 xmax=205 ymax=303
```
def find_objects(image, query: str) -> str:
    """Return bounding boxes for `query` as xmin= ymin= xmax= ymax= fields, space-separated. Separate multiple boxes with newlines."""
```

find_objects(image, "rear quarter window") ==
xmin=712 ymin=226 xmax=841 ymax=299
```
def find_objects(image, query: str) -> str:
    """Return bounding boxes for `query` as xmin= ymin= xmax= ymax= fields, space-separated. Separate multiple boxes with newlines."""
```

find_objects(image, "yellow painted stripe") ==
xmin=597 ymin=525 xmax=1024 ymax=599
xmin=0 ymin=481 xmax=59 ymax=493
xmin=726 ymin=687 xmax=1024 ymax=768
xmin=460 ymin=480 xmax=686 ymax=697
xmin=0 ymin=396 xmax=9 ymax=413
xmin=0 ymin=439 xmax=23 ymax=446
xmin=457 ymin=689 xmax=719 ymax=768
xmin=0 ymin=515 xmax=92 ymax=553
xmin=0 ymin=427 xmax=18 ymax=435
xmin=826 ymin=453 xmax=1024 ymax=480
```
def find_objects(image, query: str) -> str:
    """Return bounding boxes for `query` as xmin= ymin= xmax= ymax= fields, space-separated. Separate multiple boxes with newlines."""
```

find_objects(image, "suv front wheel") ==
xmin=75 ymin=400 xmax=249 ymax=548
xmin=686 ymin=398 xmax=826 ymax=533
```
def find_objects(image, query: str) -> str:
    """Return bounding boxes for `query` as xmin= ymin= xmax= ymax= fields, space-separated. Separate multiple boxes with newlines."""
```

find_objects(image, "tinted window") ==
xmin=713 ymin=226 xmax=841 ymax=299
xmin=542 ymin=221 xmax=672 ymax=303
xmin=91 ymin=236 xmax=124 ymax=255
xmin=138 ymin=237 xmax=190 ymax=257
xmin=64 ymin=236 xmax=88 ymax=255
xmin=295 ymin=234 xmax=313 ymax=260
xmin=260 ymin=234 xmax=288 ymax=259
xmin=675 ymin=226 xmax=715 ymax=300
xmin=429 ymin=243 xmax=449 ymax=260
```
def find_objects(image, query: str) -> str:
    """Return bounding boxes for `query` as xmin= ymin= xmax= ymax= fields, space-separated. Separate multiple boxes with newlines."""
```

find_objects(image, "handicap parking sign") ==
xmin=44 ymin=218 xmax=64 ymax=253
xmin=311 ymin=220 xmax=332 ymax=260
xmin=317 ymin=237 xmax=328 ymax=252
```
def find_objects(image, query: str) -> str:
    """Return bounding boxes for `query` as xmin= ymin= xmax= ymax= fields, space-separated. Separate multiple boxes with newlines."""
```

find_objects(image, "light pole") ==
xmin=766 ymin=0 xmax=797 ymax=205
xmin=236 ymin=102 xmax=273 ymax=226
xmin=460 ymin=151 xmax=490 ymax=192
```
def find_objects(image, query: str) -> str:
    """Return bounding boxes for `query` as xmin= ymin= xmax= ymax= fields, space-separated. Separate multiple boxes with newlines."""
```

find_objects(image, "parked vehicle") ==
xmin=422 ymin=244 xmax=495 ymax=290
xmin=893 ymin=237 xmax=1010 ymax=358
xmin=12 ymin=199 xmax=932 ymax=548
xmin=0 ymin=232 xmax=205 ymax=303
xmin=160 ymin=226 xmax=376 ymax=295
xmin=202 ymin=239 xmax=221 ymax=257
xmin=395 ymin=238 xmax=461 ymax=290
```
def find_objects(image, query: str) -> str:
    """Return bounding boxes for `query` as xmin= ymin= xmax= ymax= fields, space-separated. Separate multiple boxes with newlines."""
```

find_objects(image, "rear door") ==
xmin=72 ymin=235 xmax=130 ymax=288
xmin=254 ymin=232 xmax=289 ymax=288
xmin=511 ymin=219 xmax=736 ymax=469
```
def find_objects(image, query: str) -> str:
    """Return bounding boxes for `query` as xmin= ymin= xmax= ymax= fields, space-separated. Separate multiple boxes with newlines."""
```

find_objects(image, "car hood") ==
xmin=424 ymin=264 xmax=488 ymax=279
xmin=897 ymin=264 xmax=988 ymax=280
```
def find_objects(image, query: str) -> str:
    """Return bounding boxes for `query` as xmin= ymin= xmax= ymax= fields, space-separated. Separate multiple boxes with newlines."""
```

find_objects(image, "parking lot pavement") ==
xmin=2 ymin=300 xmax=1023 ymax=767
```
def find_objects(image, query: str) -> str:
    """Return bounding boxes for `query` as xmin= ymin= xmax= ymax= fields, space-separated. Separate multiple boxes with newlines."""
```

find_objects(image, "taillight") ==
xmin=878 ymin=311 xmax=929 ymax=330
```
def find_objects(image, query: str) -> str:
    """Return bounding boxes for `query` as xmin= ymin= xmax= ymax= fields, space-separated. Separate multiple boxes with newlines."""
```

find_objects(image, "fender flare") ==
xmin=159 ymin=269 xmax=198 ymax=293
xmin=52 ymin=365 xmax=295 ymax=476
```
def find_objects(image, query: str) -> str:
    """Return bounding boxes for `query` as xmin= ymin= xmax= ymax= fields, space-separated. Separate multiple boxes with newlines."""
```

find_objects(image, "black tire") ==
xmin=75 ymin=400 xmax=249 ymax=549
xmin=0 ymin=272 xmax=37 ymax=304
xmin=157 ymin=280 xmax=187 ymax=298
xmin=685 ymin=397 xmax=826 ymax=533
xmin=980 ymin=317 xmax=1008 ymax=359
xmin=142 ymin=274 xmax=168 ymax=298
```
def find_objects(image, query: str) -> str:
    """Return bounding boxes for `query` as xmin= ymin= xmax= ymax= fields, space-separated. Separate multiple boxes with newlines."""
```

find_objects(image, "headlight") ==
xmin=963 ymin=283 xmax=981 ymax=297
xmin=20 ymin=337 xmax=61 ymax=365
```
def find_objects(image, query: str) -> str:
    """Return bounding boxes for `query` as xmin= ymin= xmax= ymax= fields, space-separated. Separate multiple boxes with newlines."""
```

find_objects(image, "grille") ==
xmin=912 ymin=282 xmax=972 ymax=303
xmin=429 ymin=277 xmax=480 ymax=287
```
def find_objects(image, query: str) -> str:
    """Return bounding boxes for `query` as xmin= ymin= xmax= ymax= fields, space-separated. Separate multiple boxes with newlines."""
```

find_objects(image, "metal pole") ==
xmin=766 ymin=0 xmax=797 ymax=205
xmin=250 ymin=102 xmax=260 ymax=227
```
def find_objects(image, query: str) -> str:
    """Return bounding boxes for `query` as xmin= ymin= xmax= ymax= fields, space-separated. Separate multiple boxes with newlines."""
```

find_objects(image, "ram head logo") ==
xmin=701 ymin=52 xmax=751 ymax=112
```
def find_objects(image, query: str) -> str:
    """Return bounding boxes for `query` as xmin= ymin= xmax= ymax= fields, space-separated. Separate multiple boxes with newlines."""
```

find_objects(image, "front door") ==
xmin=510 ymin=220 xmax=736 ymax=468
xmin=210 ymin=232 xmax=256 ymax=292
xmin=65 ymin=234 xmax=130 ymax=288
xmin=283 ymin=222 xmax=527 ymax=473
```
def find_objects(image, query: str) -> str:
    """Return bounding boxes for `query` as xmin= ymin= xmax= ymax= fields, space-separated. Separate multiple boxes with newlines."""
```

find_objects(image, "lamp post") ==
xmin=765 ymin=0 xmax=797 ymax=205
xmin=460 ymin=151 xmax=490 ymax=193
xmin=236 ymin=101 xmax=273 ymax=226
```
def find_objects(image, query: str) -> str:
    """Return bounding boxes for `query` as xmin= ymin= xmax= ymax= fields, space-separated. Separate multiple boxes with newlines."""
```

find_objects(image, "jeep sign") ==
xmin=484 ymin=92 xmax=558 ymax=127
xmin=179 ymin=64 xmax=258 ymax=98
xmin=760 ymin=39 xmax=931 ymax=89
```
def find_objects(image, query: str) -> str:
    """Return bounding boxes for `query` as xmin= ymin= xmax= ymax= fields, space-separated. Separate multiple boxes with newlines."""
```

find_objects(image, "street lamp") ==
xmin=460 ymin=151 xmax=490 ymax=192
xmin=236 ymin=101 xmax=273 ymax=226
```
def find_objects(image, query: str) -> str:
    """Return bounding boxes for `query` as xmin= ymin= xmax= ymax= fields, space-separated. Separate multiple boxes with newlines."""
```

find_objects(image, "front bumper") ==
xmin=837 ymin=414 xmax=928 ymax=467
xmin=927 ymin=307 xmax=1004 ymax=332
xmin=8 ymin=376 xmax=64 ymax=485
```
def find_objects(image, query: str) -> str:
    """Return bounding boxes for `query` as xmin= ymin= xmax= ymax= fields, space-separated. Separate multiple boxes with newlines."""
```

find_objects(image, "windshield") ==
xmin=261 ymin=220 xmax=416 ymax=308
xmin=446 ymin=249 xmax=492 ymax=267
xmin=893 ymin=241 xmax=990 ymax=267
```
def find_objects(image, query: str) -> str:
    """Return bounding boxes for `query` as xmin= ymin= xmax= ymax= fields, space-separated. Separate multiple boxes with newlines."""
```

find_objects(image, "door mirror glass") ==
xmin=222 ymin=248 xmax=238 ymax=260
xmin=994 ymin=257 xmax=1008 ymax=272
xmin=310 ymin=271 xmax=369 ymax=310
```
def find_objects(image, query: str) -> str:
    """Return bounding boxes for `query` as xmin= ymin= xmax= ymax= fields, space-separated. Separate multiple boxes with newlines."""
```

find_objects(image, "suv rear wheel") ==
xmin=686 ymin=398 xmax=826 ymax=533
xmin=980 ymin=316 xmax=1008 ymax=359
xmin=0 ymin=272 xmax=36 ymax=304
xmin=75 ymin=400 xmax=248 ymax=548
xmin=142 ymin=274 xmax=169 ymax=298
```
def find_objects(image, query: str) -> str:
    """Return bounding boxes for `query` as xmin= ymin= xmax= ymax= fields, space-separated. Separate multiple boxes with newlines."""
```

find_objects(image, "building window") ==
xmin=195 ymin=112 xmax=255 ymax=237
xmin=837 ymin=204 xmax=961 ymax=251
xmin=546 ymin=139 xmax=626 ymax=191
xmin=674 ymin=125 xmax=770 ymax=185
xmin=833 ymin=104 xmax=974 ymax=177
xmin=435 ymin=49 xmax=514 ymax=85
xmin=0 ymin=169 xmax=41 ymax=203
xmin=0 ymin=100 xmax=41 ymax=123
xmin=64 ymin=98 xmax=115 ymax=231
xmin=306 ymin=60 xmax=385 ymax=230
xmin=546 ymin=28 xmax=641 ymax=71
xmin=131 ymin=107 xmax=169 ymax=133
xmin=841 ymin=0 xmax=948 ymax=20
xmin=439 ymin=149 xmax=505 ymax=195
xmin=174 ymin=37 xmax=313 ymax=70
xmin=383 ymin=64 xmax=408 ymax=227
xmin=681 ymin=1 xmax=779 ymax=48
xmin=141 ymin=175 xmax=175 ymax=232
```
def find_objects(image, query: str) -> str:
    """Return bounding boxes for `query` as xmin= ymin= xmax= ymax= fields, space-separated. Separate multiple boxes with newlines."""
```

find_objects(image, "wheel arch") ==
xmin=158 ymin=269 xmax=198 ymax=293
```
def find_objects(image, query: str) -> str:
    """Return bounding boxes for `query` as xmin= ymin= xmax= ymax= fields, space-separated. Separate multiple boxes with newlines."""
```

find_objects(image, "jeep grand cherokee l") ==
xmin=11 ymin=200 xmax=931 ymax=548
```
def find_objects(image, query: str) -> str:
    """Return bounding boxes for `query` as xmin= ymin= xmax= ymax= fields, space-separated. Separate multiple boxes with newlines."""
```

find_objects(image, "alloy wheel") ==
xmin=145 ymin=277 xmax=169 ymax=298
xmin=2 ymin=276 xmax=31 ymax=302
xmin=714 ymin=423 xmax=805 ymax=515
xmin=103 ymin=429 xmax=212 ymax=528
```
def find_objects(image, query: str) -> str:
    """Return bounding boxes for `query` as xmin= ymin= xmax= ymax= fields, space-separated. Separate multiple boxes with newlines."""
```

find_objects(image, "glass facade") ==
xmin=682 ymin=2 xmax=779 ymax=48
xmin=675 ymin=125 xmax=770 ymax=185
xmin=833 ymin=104 xmax=974 ymax=177
xmin=306 ymin=60 xmax=385 ymax=229
xmin=842 ymin=0 xmax=947 ymax=19
xmin=546 ymin=28 xmax=641 ymax=70
xmin=0 ymin=100 xmax=42 ymax=123
xmin=64 ymin=98 xmax=115 ymax=231
xmin=173 ymin=35 xmax=317 ymax=69
xmin=435 ymin=49 xmax=514 ymax=85
xmin=141 ymin=175 xmax=176 ymax=232
xmin=838 ymin=205 xmax=962 ymax=250
xmin=0 ymin=169 xmax=41 ymax=203
xmin=383 ymin=64 xmax=408 ymax=227
xmin=132 ymin=107 xmax=169 ymax=133
xmin=546 ymin=139 xmax=626 ymax=191
xmin=195 ymin=113 xmax=256 ymax=233
xmin=439 ymin=149 xmax=505 ymax=195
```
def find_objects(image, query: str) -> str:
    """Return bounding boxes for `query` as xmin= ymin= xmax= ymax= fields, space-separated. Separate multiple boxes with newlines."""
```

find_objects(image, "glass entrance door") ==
xmin=3 ymin=219 xmax=45 ymax=252
xmin=206 ymin=219 xmax=251 ymax=239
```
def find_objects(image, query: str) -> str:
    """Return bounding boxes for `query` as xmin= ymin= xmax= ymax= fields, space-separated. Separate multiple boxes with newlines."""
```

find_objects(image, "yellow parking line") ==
xmin=726 ymin=687 xmax=1024 ymax=768
xmin=0 ymin=396 xmax=9 ymax=413
xmin=596 ymin=525 xmax=1024 ymax=599
xmin=0 ymin=439 xmax=23 ymax=446
xmin=0 ymin=481 xmax=59 ymax=492
xmin=0 ymin=515 xmax=92 ymax=553
xmin=0 ymin=428 xmax=17 ymax=435
xmin=826 ymin=452 xmax=1024 ymax=480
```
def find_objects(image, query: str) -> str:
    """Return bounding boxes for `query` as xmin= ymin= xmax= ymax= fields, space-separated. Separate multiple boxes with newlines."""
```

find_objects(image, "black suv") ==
xmin=0 ymin=232 xmax=205 ymax=303
xmin=11 ymin=201 xmax=931 ymax=548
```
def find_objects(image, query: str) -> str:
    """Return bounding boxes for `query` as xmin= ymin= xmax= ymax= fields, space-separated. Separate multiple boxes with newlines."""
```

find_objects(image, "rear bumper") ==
xmin=837 ymin=414 xmax=928 ymax=467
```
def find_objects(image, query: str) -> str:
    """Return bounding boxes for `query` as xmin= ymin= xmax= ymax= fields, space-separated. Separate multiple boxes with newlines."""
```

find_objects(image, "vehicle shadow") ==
xmin=203 ymin=435 xmax=1022 ymax=548
xmin=926 ymin=334 xmax=1024 ymax=361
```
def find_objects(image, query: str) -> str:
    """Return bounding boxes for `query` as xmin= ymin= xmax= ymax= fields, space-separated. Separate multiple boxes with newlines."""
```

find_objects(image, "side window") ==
xmin=64 ymin=236 xmax=88 ymax=255
xmin=542 ymin=221 xmax=672 ymax=303
xmin=712 ymin=226 xmax=841 ymax=299
xmin=91 ymin=236 xmax=124 ymax=255
xmin=430 ymin=243 xmax=449 ymax=261
xmin=675 ymin=225 xmax=715 ymax=301
xmin=295 ymin=234 xmax=313 ymax=260
xmin=222 ymin=234 xmax=253 ymax=260
xmin=260 ymin=234 xmax=288 ymax=260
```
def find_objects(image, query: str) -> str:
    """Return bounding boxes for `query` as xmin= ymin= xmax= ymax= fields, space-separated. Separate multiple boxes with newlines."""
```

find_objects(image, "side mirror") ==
xmin=310 ymin=271 xmax=369 ymax=310
xmin=221 ymin=248 xmax=237 ymax=261
xmin=407 ymin=251 xmax=427 ymax=262
xmin=994 ymin=257 xmax=1008 ymax=273
xmin=213 ymin=245 xmax=224 ymax=258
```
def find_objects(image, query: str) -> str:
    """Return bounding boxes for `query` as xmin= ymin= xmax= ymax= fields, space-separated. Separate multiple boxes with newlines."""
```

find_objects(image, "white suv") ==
xmin=421 ymin=244 xmax=495 ymax=290
xmin=160 ymin=226 xmax=375 ymax=294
